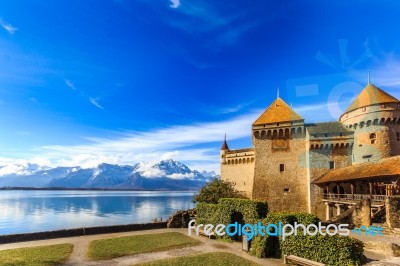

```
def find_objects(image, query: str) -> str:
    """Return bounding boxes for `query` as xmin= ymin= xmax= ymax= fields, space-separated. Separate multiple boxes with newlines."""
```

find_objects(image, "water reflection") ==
xmin=0 ymin=191 xmax=195 ymax=235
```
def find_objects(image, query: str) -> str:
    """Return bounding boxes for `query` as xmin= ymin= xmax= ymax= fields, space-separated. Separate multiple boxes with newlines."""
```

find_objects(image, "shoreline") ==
xmin=0 ymin=222 xmax=168 ymax=244
xmin=0 ymin=187 xmax=198 ymax=192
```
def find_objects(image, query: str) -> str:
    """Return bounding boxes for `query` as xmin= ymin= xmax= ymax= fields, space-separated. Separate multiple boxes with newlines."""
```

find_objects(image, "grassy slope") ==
xmin=87 ymin=232 xmax=201 ymax=260
xmin=0 ymin=243 xmax=73 ymax=266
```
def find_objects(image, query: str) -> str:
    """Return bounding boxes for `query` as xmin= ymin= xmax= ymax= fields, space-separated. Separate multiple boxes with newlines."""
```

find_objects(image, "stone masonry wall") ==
xmin=386 ymin=196 xmax=400 ymax=229
xmin=252 ymin=131 xmax=308 ymax=212
xmin=221 ymin=161 xmax=254 ymax=198
xmin=308 ymin=146 xmax=352 ymax=219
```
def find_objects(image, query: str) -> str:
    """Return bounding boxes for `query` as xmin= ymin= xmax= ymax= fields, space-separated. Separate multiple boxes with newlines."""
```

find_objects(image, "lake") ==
xmin=0 ymin=190 xmax=195 ymax=235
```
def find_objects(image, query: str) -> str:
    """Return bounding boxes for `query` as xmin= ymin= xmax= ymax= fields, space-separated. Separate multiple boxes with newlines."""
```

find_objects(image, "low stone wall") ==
xmin=0 ymin=222 xmax=167 ymax=244
xmin=364 ymin=241 xmax=400 ymax=257
xmin=386 ymin=196 xmax=400 ymax=229
xmin=167 ymin=209 xmax=196 ymax=228
xmin=328 ymin=199 xmax=371 ymax=227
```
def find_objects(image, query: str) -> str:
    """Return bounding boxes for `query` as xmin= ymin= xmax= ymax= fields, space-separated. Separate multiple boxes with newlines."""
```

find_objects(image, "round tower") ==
xmin=340 ymin=83 xmax=400 ymax=164
xmin=220 ymin=134 xmax=229 ymax=164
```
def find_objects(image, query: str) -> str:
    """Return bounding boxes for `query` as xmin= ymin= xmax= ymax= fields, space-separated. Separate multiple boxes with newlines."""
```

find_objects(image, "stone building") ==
xmin=220 ymin=82 xmax=400 ymax=219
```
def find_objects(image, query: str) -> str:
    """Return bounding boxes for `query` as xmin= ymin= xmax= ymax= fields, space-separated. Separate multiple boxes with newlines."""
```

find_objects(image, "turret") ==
xmin=220 ymin=134 xmax=229 ymax=164
xmin=340 ymin=82 xmax=400 ymax=163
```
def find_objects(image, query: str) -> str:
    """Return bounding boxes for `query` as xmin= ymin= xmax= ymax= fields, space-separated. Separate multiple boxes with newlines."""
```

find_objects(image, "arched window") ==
xmin=362 ymin=107 xmax=366 ymax=112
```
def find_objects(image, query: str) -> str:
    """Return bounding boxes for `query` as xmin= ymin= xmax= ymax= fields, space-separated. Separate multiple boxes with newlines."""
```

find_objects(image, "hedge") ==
xmin=250 ymin=212 xmax=320 ymax=258
xmin=249 ymin=212 xmax=365 ymax=266
xmin=196 ymin=203 xmax=220 ymax=225
xmin=282 ymin=234 xmax=365 ymax=266
xmin=195 ymin=198 xmax=268 ymax=240
xmin=217 ymin=198 xmax=268 ymax=225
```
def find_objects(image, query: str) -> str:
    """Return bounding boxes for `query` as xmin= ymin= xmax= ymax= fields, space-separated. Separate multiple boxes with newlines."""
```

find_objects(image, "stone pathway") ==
xmin=2 ymin=228 xmax=399 ymax=265
xmin=0 ymin=228 xmax=282 ymax=266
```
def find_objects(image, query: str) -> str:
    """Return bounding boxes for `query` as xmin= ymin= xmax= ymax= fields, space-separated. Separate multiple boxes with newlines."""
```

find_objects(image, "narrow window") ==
xmin=362 ymin=107 xmax=366 ymax=112
xmin=329 ymin=161 xmax=335 ymax=169
xmin=279 ymin=164 xmax=285 ymax=172
xmin=325 ymin=134 xmax=328 ymax=137
xmin=397 ymin=132 xmax=400 ymax=141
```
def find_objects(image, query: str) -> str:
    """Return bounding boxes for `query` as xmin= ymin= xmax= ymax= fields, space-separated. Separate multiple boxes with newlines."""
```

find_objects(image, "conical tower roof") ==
xmin=344 ymin=83 xmax=399 ymax=113
xmin=220 ymin=134 xmax=229 ymax=150
xmin=253 ymin=98 xmax=303 ymax=126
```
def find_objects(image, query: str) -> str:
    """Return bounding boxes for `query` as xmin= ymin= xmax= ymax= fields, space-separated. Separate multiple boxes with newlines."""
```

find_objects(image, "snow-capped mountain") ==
xmin=0 ymin=160 xmax=217 ymax=190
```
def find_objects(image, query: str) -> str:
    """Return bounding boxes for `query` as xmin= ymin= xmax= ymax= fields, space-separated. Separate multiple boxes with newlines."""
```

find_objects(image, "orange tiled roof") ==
xmin=253 ymin=98 xmax=303 ymax=125
xmin=313 ymin=156 xmax=400 ymax=184
xmin=344 ymin=83 xmax=399 ymax=113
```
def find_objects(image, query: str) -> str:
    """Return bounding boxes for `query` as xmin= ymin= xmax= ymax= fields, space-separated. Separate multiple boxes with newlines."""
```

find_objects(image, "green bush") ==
xmin=281 ymin=234 xmax=365 ymax=266
xmin=218 ymin=198 xmax=268 ymax=225
xmin=249 ymin=212 xmax=364 ymax=266
xmin=250 ymin=212 xmax=320 ymax=258
xmin=292 ymin=212 xmax=320 ymax=225
xmin=193 ymin=179 xmax=245 ymax=204
xmin=195 ymin=198 xmax=268 ymax=241
xmin=196 ymin=203 xmax=220 ymax=225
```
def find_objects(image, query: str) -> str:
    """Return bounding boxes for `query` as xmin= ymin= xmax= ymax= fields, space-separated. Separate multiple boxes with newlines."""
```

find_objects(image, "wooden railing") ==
xmin=322 ymin=193 xmax=386 ymax=202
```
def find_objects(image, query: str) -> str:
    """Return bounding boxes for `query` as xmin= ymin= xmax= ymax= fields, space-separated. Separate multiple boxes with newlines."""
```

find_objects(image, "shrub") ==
xmin=195 ymin=198 xmax=268 ymax=240
xmin=218 ymin=198 xmax=268 ymax=225
xmin=250 ymin=212 xmax=320 ymax=258
xmin=193 ymin=179 xmax=245 ymax=204
xmin=196 ymin=203 xmax=220 ymax=225
xmin=281 ymin=234 xmax=365 ymax=266
xmin=249 ymin=212 xmax=365 ymax=266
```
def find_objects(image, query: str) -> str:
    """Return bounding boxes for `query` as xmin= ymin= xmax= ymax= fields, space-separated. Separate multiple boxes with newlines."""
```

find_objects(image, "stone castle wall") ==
xmin=308 ymin=145 xmax=353 ymax=219
xmin=251 ymin=128 xmax=309 ymax=212
xmin=341 ymin=103 xmax=400 ymax=164
xmin=221 ymin=148 xmax=255 ymax=198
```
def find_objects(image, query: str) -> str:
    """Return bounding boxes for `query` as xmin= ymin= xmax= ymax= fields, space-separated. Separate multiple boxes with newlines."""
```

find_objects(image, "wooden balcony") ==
xmin=322 ymin=193 xmax=386 ymax=207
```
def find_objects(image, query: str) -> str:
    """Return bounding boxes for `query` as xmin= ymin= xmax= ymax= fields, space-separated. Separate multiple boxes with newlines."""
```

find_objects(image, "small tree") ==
xmin=193 ymin=178 xmax=245 ymax=204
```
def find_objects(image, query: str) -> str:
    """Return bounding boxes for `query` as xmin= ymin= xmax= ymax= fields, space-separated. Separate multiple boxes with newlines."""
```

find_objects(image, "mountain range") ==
xmin=0 ymin=159 xmax=218 ymax=190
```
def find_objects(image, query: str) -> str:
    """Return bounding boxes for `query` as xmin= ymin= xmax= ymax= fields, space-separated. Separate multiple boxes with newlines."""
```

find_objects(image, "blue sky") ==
xmin=1 ymin=0 xmax=400 ymax=172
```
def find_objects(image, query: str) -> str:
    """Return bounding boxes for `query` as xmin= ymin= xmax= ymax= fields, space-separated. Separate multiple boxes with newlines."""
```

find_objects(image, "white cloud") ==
xmin=64 ymin=79 xmax=76 ymax=90
xmin=0 ymin=19 xmax=18 ymax=34
xmin=136 ymin=162 xmax=166 ymax=178
xmin=89 ymin=97 xmax=104 ymax=109
xmin=1 ymin=110 xmax=257 ymax=172
xmin=369 ymin=55 xmax=400 ymax=88
xmin=167 ymin=173 xmax=194 ymax=179
xmin=169 ymin=0 xmax=180 ymax=8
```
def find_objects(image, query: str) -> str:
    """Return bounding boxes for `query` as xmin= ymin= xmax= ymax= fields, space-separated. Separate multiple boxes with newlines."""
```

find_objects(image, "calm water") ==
xmin=0 ymin=190 xmax=195 ymax=235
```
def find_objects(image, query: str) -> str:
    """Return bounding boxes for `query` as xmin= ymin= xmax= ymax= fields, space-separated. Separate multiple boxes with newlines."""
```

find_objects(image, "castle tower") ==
xmin=251 ymin=97 xmax=309 ymax=212
xmin=220 ymin=134 xmax=229 ymax=164
xmin=340 ymin=83 xmax=400 ymax=164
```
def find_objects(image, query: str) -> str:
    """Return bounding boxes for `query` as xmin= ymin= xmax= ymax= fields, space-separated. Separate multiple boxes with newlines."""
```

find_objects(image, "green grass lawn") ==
xmin=135 ymin=252 xmax=259 ymax=266
xmin=0 ymin=243 xmax=73 ymax=266
xmin=87 ymin=232 xmax=201 ymax=260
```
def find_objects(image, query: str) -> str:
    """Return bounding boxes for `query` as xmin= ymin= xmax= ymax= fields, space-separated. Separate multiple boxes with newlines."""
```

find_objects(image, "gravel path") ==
xmin=0 ymin=228 xmax=282 ymax=265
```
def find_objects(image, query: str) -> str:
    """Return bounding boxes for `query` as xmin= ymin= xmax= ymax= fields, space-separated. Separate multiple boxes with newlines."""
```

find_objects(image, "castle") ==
xmin=220 ymin=82 xmax=400 ymax=220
